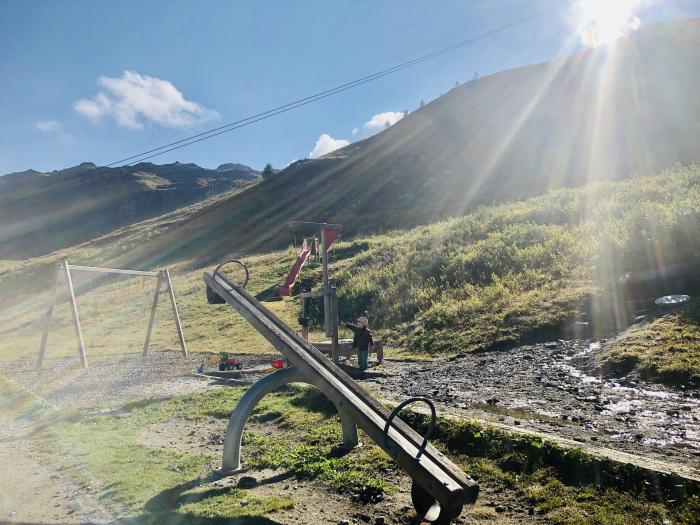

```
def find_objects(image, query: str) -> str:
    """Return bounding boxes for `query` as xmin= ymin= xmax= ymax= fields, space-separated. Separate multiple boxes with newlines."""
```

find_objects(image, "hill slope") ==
xmin=114 ymin=18 xmax=700 ymax=266
xmin=0 ymin=161 xmax=259 ymax=258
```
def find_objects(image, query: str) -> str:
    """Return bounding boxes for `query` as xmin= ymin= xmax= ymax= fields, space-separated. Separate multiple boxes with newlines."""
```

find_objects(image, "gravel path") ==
xmin=0 ymin=351 xmax=275 ymax=410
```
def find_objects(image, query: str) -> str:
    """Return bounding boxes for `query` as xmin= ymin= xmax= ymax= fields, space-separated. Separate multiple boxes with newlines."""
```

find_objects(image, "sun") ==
xmin=576 ymin=0 xmax=642 ymax=47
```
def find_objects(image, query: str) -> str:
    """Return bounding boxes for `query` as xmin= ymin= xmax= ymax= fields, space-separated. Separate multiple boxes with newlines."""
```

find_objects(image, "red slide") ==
xmin=279 ymin=239 xmax=313 ymax=297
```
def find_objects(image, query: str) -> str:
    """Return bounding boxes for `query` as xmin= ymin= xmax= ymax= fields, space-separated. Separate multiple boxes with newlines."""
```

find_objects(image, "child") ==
xmin=340 ymin=316 xmax=374 ymax=370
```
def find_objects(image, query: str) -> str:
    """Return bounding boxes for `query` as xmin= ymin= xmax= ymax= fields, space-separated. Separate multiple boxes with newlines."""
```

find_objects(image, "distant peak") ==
xmin=216 ymin=163 xmax=250 ymax=171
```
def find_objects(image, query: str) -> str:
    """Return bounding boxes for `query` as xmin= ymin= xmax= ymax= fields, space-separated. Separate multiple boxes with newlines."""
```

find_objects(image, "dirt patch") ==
xmin=0 ymin=419 xmax=115 ymax=524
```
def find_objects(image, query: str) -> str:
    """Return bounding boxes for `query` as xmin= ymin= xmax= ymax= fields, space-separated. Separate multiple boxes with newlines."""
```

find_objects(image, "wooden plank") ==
xmin=36 ymin=265 xmax=61 ymax=369
xmin=165 ymin=269 xmax=188 ymax=356
xmin=63 ymin=258 xmax=88 ymax=369
xmin=67 ymin=264 xmax=159 ymax=277
xmin=142 ymin=271 xmax=163 ymax=356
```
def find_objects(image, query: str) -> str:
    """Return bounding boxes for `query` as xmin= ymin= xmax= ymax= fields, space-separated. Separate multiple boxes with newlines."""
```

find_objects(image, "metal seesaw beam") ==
xmin=204 ymin=270 xmax=478 ymax=521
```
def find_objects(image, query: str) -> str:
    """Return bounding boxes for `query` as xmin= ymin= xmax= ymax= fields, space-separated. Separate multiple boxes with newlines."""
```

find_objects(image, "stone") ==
xmin=238 ymin=476 xmax=258 ymax=489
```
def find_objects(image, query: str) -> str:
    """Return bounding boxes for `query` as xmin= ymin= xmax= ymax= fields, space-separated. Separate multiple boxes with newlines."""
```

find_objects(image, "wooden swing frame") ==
xmin=36 ymin=257 xmax=187 ymax=370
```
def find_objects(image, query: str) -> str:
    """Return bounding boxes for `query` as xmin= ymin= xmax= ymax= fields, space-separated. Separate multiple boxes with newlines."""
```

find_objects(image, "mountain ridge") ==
xmin=0 ymin=161 xmax=260 ymax=258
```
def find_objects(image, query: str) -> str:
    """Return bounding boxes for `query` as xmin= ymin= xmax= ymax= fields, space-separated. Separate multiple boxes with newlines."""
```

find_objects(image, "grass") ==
xmin=4 ymin=381 xmax=698 ymax=524
xmin=24 ymin=384 xmax=396 ymax=523
xmin=328 ymin=166 xmax=700 ymax=357
xmin=597 ymin=301 xmax=700 ymax=386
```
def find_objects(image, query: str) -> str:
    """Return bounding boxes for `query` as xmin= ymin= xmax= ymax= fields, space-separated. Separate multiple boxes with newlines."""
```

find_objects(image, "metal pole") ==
xmin=142 ymin=271 xmax=164 ymax=356
xmin=164 ymin=269 xmax=188 ymax=356
xmin=36 ymin=264 xmax=61 ymax=370
xmin=330 ymin=286 xmax=340 ymax=364
xmin=62 ymin=258 xmax=88 ymax=369
xmin=321 ymin=229 xmax=331 ymax=336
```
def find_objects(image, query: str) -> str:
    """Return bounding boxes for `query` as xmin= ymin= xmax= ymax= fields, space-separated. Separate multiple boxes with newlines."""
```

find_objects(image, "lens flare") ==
xmin=576 ymin=0 xmax=643 ymax=47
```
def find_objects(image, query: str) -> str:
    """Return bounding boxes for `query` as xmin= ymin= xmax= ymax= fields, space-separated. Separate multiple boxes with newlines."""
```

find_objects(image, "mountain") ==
xmin=4 ymin=19 xmax=699 ymax=264
xmin=111 ymin=18 xmax=700 ymax=267
xmin=0 ymin=161 xmax=259 ymax=258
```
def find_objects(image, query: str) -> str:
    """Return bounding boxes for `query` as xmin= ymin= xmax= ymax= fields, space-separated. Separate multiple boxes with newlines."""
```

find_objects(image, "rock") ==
xmin=339 ymin=521 xmax=350 ymax=525
xmin=238 ymin=476 xmax=258 ymax=489
xmin=486 ymin=398 xmax=499 ymax=406
xmin=495 ymin=505 xmax=506 ymax=513
xmin=375 ymin=517 xmax=386 ymax=525
xmin=356 ymin=514 xmax=371 ymax=523
xmin=240 ymin=499 xmax=249 ymax=506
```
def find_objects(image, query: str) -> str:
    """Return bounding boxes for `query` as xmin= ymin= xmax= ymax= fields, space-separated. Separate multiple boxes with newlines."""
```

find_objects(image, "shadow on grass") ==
xmin=136 ymin=473 xmax=284 ymax=525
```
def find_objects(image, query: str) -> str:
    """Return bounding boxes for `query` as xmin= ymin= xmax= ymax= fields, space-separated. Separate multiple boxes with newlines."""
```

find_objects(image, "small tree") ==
xmin=262 ymin=163 xmax=274 ymax=178
xmin=419 ymin=99 xmax=425 ymax=108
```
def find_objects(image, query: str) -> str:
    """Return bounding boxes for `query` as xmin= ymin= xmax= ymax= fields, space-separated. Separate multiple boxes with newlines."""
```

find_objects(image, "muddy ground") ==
xmin=365 ymin=339 xmax=700 ymax=471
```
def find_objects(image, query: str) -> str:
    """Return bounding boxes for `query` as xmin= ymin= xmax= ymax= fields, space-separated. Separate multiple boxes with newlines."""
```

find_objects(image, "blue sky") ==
xmin=1 ymin=0 xmax=699 ymax=174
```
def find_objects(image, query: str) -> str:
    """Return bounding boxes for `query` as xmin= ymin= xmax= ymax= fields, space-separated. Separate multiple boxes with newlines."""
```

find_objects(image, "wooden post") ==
xmin=330 ymin=286 xmax=339 ymax=365
xmin=164 ymin=269 xmax=188 ymax=356
xmin=37 ymin=264 xmax=62 ymax=369
xmin=321 ymin=229 xmax=331 ymax=337
xmin=63 ymin=258 xmax=88 ymax=369
xmin=142 ymin=270 xmax=164 ymax=356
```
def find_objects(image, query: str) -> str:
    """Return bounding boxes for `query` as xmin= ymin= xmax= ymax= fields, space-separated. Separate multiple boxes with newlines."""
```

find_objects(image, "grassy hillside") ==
xmin=1 ymin=166 xmax=698 ymax=386
xmin=598 ymin=301 xmax=700 ymax=386
xmin=0 ymin=161 xmax=259 ymax=259
xmin=322 ymin=166 xmax=699 ymax=357
xmin=95 ymin=18 xmax=700 ymax=269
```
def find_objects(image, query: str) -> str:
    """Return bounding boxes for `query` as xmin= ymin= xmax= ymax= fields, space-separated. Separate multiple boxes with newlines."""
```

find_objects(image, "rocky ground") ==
xmin=364 ymin=339 xmax=700 ymax=470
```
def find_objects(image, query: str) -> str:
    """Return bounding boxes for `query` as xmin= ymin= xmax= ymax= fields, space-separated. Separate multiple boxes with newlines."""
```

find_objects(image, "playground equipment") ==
xmin=281 ymin=221 xmax=341 ymax=336
xmin=37 ymin=257 xmax=187 ymax=369
xmin=204 ymin=264 xmax=478 ymax=523
xmin=279 ymin=221 xmax=383 ymax=366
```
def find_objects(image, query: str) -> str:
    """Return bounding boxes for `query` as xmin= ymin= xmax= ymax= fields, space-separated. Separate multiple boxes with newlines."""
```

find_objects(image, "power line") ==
xmin=105 ymin=11 xmax=542 ymax=167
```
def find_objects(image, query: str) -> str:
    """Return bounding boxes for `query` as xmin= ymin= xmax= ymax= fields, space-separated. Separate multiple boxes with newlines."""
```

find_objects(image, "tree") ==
xmin=419 ymin=99 xmax=425 ymax=108
xmin=473 ymin=71 xmax=479 ymax=81
xmin=262 ymin=163 xmax=274 ymax=178
xmin=385 ymin=120 xmax=391 ymax=129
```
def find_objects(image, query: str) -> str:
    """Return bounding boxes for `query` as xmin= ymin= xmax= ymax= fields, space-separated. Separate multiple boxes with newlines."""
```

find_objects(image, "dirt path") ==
xmin=364 ymin=339 xmax=700 ymax=471
xmin=0 ymin=417 xmax=115 ymax=524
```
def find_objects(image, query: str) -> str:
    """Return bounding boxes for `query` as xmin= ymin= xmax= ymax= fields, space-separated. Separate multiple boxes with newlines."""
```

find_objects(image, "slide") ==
xmin=205 ymin=269 xmax=478 ymax=522
xmin=278 ymin=239 xmax=313 ymax=297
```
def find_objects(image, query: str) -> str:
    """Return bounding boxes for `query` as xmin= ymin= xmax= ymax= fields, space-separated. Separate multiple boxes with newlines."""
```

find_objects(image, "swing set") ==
xmin=37 ymin=257 xmax=187 ymax=370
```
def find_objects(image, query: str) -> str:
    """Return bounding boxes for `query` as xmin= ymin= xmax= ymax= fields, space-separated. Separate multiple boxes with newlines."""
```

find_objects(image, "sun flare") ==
xmin=576 ymin=0 xmax=642 ymax=47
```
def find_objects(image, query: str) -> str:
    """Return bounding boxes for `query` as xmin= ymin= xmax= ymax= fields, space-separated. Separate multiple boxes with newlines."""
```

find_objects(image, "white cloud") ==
xmin=74 ymin=70 xmax=219 ymax=129
xmin=309 ymin=133 xmax=349 ymax=159
xmin=363 ymin=111 xmax=404 ymax=133
xmin=36 ymin=120 xmax=62 ymax=133
xmin=352 ymin=128 xmax=359 ymax=136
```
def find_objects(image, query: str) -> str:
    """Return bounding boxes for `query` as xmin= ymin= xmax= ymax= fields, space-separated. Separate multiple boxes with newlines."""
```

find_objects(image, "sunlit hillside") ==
xmin=83 ymin=18 xmax=699 ymax=269
xmin=3 ymin=164 xmax=698 ymax=384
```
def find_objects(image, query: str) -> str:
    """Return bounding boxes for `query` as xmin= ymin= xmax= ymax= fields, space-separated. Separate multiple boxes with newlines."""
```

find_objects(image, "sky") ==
xmin=1 ymin=0 xmax=699 ymax=175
